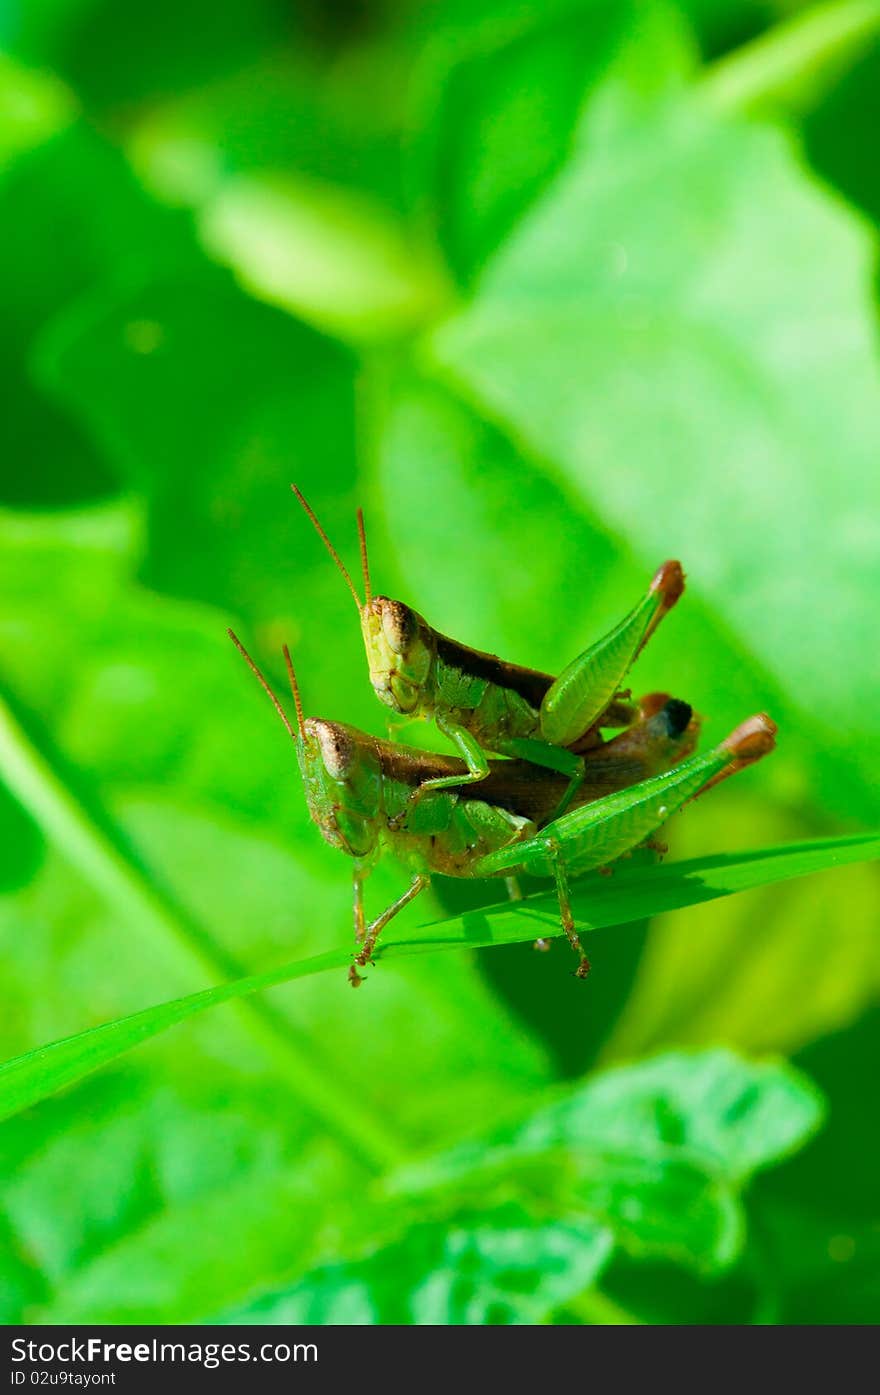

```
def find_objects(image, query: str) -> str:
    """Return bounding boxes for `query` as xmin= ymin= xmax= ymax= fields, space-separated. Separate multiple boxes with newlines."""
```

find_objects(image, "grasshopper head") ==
xmin=360 ymin=596 xmax=433 ymax=715
xmin=289 ymin=488 xmax=434 ymax=717
xmin=299 ymin=718 xmax=382 ymax=858
xmin=229 ymin=629 xmax=383 ymax=861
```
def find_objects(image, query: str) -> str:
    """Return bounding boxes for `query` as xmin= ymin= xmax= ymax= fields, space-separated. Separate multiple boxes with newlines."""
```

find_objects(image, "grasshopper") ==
xmin=473 ymin=712 xmax=777 ymax=976
xmin=229 ymin=629 xmax=772 ymax=983
xmin=291 ymin=486 xmax=684 ymax=822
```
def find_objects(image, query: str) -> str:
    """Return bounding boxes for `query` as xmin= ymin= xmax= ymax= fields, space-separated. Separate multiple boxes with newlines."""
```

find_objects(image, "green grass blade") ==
xmin=0 ymin=686 xmax=404 ymax=1172
xmin=703 ymin=0 xmax=880 ymax=116
xmin=1 ymin=831 xmax=877 ymax=1127
xmin=395 ymin=831 xmax=880 ymax=956
xmin=0 ymin=946 xmax=349 ymax=1127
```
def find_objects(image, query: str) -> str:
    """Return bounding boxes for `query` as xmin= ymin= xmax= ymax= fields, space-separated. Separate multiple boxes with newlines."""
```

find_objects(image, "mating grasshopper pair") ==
xmin=230 ymin=489 xmax=776 ymax=986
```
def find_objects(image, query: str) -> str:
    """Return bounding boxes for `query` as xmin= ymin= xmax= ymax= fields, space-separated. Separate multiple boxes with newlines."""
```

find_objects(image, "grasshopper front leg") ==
xmin=353 ymin=865 xmax=368 ymax=943
xmin=350 ymin=872 xmax=431 ymax=985
xmin=388 ymin=715 xmax=489 ymax=828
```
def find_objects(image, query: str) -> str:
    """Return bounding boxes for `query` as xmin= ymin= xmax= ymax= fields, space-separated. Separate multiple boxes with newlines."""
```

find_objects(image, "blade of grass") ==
xmin=703 ymin=0 xmax=880 ymax=116
xmin=565 ymin=1289 xmax=644 ymax=1325
xmin=0 ymin=686 xmax=403 ymax=1172
xmin=1 ymin=830 xmax=877 ymax=1127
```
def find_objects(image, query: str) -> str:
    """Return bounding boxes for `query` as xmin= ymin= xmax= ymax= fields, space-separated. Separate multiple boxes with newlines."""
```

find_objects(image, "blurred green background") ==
xmin=1 ymin=0 xmax=879 ymax=1325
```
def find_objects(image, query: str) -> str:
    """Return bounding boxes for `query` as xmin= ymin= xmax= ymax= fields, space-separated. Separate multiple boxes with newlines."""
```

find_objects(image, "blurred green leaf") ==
xmin=0 ymin=52 xmax=75 ymax=171
xmin=415 ymin=0 xmax=695 ymax=282
xmin=803 ymin=33 xmax=880 ymax=228
xmin=200 ymin=171 xmax=451 ymax=341
xmin=569 ymin=1151 xmax=742 ymax=1269
xmin=0 ymin=119 xmax=194 ymax=506
xmin=35 ymin=279 xmax=378 ymax=697
xmin=29 ymin=1147 xmax=349 ymax=1325
xmin=2 ymin=0 xmax=291 ymax=112
xmin=220 ymin=1203 xmax=612 ymax=1324
xmin=127 ymin=47 xmax=413 ymax=213
xmin=3 ymin=1072 xmax=356 ymax=1323
xmin=388 ymin=1049 xmax=824 ymax=1270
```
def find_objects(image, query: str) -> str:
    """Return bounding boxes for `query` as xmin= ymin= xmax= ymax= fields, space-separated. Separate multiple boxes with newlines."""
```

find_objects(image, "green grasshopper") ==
xmin=473 ymin=712 xmax=777 ymax=976
xmin=291 ymin=486 xmax=684 ymax=822
xmin=229 ymin=630 xmax=773 ymax=983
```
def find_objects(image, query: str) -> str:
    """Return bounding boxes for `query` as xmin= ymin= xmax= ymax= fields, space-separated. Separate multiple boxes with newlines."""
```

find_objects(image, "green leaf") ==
xmin=0 ymin=833 xmax=872 ymax=1126
xmin=28 ymin=1152 xmax=351 ymax=1325
xmin=415 ymin=0 xmax=695 ymax=282
xmin=219 ymin=1203 xmax=612 ymax=1325
xmin=568 ymin=1150 xmax=743 ymax=1269
xmin=35 ymin=279 xmax=368 ymax=656
xmin=4 ymin=0 xmax=289 ymax=113
xmin=2 ymin=1072 xmax=358 ymax=1323
xmin=199 ymin=171 xmax=451 ymax=343
xmin=0 ymin=53 xmax=76 ymax=172
xmin=126 ymin=46 xmax=412 ymax=214
xmin=387 ymin=1049 xmax=824 ymax=1271
xmin=803 ymin=22 xmax=880 ymax=230
xmin=0 ymin=121 xmax=194 ymax=508
xmin=393 ymin=1049 xmax=824 ymax=1188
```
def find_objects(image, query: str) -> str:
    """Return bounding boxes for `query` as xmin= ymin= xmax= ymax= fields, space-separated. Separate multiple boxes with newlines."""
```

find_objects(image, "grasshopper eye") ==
xmin=380 ymin=599 xmax=417 ymax=656
xmin=661 ymin=698 xmax=693 ymax=737
xmin=313 ymin=721 xmax=355 ymax=781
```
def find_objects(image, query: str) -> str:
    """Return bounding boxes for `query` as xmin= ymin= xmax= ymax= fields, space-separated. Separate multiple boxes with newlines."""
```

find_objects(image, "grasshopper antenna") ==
xmin=282 ymin=644 xmax=306 ymax=735
xmin=228 ymin=629 xmax=299 ymax=742
xmin=290 ymin=483 xmax=362 ymax=612
xmin=356 ymin=507 xmax=372 ymax=605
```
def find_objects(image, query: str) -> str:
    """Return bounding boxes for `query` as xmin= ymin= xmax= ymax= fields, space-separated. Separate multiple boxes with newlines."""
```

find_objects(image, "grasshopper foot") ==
xmin=573 ymin=955 xmax=592 ymax=980
xmin=348 ymin=963 xmax=365 ymax=988
xmin=533 ymin=937 xmax=551 ymax=953
xmin=642 ymin=836 xmax=668 ymax=858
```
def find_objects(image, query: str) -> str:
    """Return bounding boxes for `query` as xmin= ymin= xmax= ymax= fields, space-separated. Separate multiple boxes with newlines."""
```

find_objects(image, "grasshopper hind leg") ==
xmin=504 ymin=872 xmax=551 ymax=953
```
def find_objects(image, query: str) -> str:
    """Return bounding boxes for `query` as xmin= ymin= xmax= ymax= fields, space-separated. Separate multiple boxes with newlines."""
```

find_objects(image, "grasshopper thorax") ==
xmin=298 ymin=718 xmax=383 ymax=858
xmin=360 ymin=596 xmax=434 ymax=715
